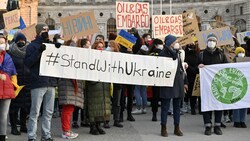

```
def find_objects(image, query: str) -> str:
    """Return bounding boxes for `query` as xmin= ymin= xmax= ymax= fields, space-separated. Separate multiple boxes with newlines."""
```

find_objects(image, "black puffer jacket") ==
xmin=198 ymin=48 xmax=228 ymax=65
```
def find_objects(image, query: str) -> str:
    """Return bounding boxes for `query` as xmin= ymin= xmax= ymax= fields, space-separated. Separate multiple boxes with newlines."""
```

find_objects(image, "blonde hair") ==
xmin=92 ymin=41 xmax=105 ymax=49
xmin=109 ymin=40 xmax=120 ymax=52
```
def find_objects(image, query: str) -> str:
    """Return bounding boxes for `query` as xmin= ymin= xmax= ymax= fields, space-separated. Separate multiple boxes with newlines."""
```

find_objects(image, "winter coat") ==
xmin=58 ymin=79 xmax=84 ymax=108
xmin=132 ymin=33 xmax=143 ymax=54
xmin=8 ymin=43 xmax=31 ymax=110
xmin=198 ymin=48 xmax=228 ymax=65
xmin=159 ymin=47 xmax=188 ymax=99
xmin=85 ymin=81 xmax=111 ymax=122
xmin=0 ymin=52 xmax=16 ymax=99
xmin=24 ymin=36 xmax=58 ymax=89
xmin=185 ymin=47 xmax=199 ymax=85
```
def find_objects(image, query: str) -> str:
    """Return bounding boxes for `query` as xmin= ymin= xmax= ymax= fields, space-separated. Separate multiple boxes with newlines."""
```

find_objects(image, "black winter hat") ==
xmin=15 ymin=33 xmax=27 ymax=43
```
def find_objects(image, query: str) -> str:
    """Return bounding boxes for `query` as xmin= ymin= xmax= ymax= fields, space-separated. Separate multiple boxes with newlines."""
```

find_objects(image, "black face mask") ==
xmin=17 ymin=42 xmax=25 ymax=47
xmin=41 ymin=32 xmax=49 ymax=40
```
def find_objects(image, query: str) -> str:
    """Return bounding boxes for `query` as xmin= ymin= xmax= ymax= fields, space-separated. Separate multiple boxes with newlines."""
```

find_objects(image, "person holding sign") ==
xmin=159 ymin=34 xmax=188 ymax=137
xmin=24 ymin=23 xmax=58 ymax=141
xmin=233 ymin=47 xmax=248 ymax=128
xmin=198 ymin=33 xmax=228 ymax=136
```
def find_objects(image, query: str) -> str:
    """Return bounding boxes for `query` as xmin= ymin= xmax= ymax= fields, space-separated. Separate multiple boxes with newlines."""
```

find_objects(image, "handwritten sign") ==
xmin=115 ymin=30 xmax=137 ymax=49
xmin=210 ymin=21 xmax=237 ymax=35
xmin=40 ymin=44 xmax=178 ymax=87
xmin=60 ymin=11 xmax=99 ymax=40
xmin=116 ymin=2 xmax=150 ymax=29
xmin=178 ymin=10 xmax=199 ymax=46
xmin=21 ymin=24 xmax=36 ymax=42
xmin=3 ymin=10 xmax=20 ymax=30
xmin=237 ymin=31 xmax=250 ymax=44
xmin=0 ymin=0 xmax=8 ymax=10
xmin=236 ymin=57 xmax=250 ymax=62
xmin=192 ymin=74 xmax=200 ymax=97
xmin=196 ymin=27 xmax=234 ymax=50
xmin=152 ymin=15 xmax=183 ymax=38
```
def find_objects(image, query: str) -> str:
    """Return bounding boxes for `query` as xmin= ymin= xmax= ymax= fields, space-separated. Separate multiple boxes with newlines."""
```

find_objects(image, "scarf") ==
xmin=71 ymin=80 xmax=78 ymax=94
xmin=9 ymin=43 xmax=28 ymax=58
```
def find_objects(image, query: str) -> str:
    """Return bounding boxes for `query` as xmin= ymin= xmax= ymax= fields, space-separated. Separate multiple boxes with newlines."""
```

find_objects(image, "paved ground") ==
xmin=7 ymin=107 xmax=250 ymax=141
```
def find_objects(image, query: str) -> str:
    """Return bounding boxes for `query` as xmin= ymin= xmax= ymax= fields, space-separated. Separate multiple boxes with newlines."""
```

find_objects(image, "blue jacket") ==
xmin=24 ymin=36 xmax=57 ymax=89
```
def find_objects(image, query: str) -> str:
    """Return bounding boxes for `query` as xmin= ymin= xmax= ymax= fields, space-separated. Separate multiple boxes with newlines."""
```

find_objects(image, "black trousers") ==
xmin=72 ymin=107 xmax=84 ymax=122
xmin=151 ymin=86 xmax=160 ymax=114
xmin=121 ymin=84 xmax=134 ymax=116
xmin=9 ymin=104 xmax=27 ymax=128
xmin=112 ymin=84 xmax=122 ymax=121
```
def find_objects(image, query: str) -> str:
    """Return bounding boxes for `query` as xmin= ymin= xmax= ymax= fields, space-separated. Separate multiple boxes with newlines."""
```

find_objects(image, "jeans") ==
xmin=161 ymin=98 xmax=181 ymax=125
xmin=28 ymin=87 xmax=55 ymax=140
xmin=134 ymin=85 xmax=147 ymax=108
xmin=202 ymin=111 xmax=222 ymax=127
xmin=0 ymin=99 xmax=11 ymax=135
xmin=61 ymin=105 xmax=75 ymax=132
xmin=233 ymin=109 xmax=247 ymax=122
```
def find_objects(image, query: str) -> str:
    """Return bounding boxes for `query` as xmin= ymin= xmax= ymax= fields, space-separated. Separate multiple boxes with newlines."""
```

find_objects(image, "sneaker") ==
xmin=223 ymin=115 xmax=231 ymax=123
xmin=234 ymin=122 xmax=241 ymax=128
xmin=204 ymin=127 xmax=212 ymax=135
xmin=142 ymin=108 xmax=147 ymax=114
xmin=240 ymin=122 xmax=247 ymax=128
xmin=41 ymin=137 xmax=54 ymax=141
xmin=131 ymin=108 xmax=142 ymax=114
xmin=214 ymin=126 xmax=223 ymax=135
xmin=72 ymin=122 xmax=79 ymax=129
xmin=62 ymin=131 xmax=79 ymax=139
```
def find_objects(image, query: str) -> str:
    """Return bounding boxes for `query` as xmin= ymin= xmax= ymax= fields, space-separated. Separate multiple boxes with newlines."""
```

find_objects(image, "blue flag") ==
xmin=19 ymin=16 xmax=26 ymax=30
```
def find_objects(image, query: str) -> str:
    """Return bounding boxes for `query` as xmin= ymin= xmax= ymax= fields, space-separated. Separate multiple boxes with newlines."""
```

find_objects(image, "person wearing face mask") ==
xmin=8 ymin=33 xmax=31 ymax=136
xmin=24 ymin=23 xmax=58 ymax=141
xmin=159 ymin=34 xmax=188 ymax=137
xmin=0 ymin=34 xmax=17 ymax=141
xmin=198 ymin=33 xmax=228 ymax=136
xmin=149 ymin=38 xmax=164 ymax=121
xmin=232 ymin=47 xmax=248 ymax=128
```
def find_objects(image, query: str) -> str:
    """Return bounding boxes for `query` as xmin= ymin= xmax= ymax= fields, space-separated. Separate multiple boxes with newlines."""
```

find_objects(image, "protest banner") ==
xmin=60 ymin=11 xmax=99 ymax=40
xmin=3 ymin=10 xmax=20 ymax=30
xmin=21 ymin=24 xmax=36 ymax=42
xmin=237 ymin=31 xmax=250 ymax=44
xmin=0 ymin=0 xmax=8 ymax=10
xmin=178 ymin=10 xmax=200 ymax=46
xmin=152 ymin=15 xmax=183 ymax=39
xmin=200 ymin=62 xmax=250 ymax=112
xmin=196 ymin=26 xmax=234 ymax=50
xmin=192 ymin=74 xmax=200 ymax=97
xmin=116 ymin=2 xmax=150 ymax=29
xmin=115 ymin=29 xmax=137 ymax=49
xmin=210 ymin=21 xmax=237 ymax=35
xmin=40 ymin=44 xmax=178 ymax=87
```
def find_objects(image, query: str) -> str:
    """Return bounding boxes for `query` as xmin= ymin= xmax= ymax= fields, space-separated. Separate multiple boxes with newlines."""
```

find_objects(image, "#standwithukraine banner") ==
xmin=200 ymin=62 xmax=250 ymax=112
xmin=40 ymin=44 xmax=178 ymax=87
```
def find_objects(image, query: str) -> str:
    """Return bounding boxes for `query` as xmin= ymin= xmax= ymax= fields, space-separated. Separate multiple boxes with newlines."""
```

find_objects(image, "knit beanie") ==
xmin=164 ymin=34 xmax=177 ymax=47
xmin=35 ymin=23 xmax=48 ymax=35
xmin=15 ymin=33 xmax=27 ymax=43
xmin=207 ymin=33 xmax=218 ymax=42
xmin=235 ymin=47 xmax=245 ymax=55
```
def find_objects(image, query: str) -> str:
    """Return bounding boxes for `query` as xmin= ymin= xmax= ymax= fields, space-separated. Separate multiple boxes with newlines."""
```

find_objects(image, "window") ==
xmin=235 ymin=19 xmax=246 ymax=32
xmin=45 ymin=18 xmax=55 ymax=30
xmin=107 ymin=18 xmax=117 ymax=39
xmin=240 ymin=6 xmax=243 ymax=15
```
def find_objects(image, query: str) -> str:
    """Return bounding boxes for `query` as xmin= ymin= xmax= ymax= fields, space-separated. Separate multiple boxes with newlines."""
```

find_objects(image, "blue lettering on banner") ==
xmin=246 ymin=32 xmax=250 ymax=36
xmin=119 ymin=29 xmax=137 ymax=44
xmin=202 ymin=29 xmax=232 ymax=44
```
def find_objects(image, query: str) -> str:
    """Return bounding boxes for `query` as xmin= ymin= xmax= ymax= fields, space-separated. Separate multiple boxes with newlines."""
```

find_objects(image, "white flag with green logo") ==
xmin=200 ymin=62 xmax=250 ymax=112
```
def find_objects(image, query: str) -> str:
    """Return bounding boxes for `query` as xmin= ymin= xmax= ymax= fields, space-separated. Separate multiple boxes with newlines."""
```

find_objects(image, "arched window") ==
xmin=45 ymin=17 xmax=55 ymax=30
xmin=107 ymin=18 xmax=117 ymax=39
xmin=235 ymin=19 xmax=246 ymax=32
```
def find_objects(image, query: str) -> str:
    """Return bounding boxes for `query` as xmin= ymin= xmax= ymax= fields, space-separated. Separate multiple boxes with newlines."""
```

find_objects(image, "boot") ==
xmin=174 ymin=124 xmax=183 ymax=136
xmin=161 ymin=125 xmax=168 ymax=137
xmin=89 ymin=123 xmax=99 ymax=135
xmin=0 ymin=135 xmax=6 ymax=141
xmin=204 ymin=126 xmax=212 ymax=135
xmin=127 ymin=112 xmax=135 ymax=121
xmin=114 ymin=120 xmax=123 ymax=128
xmin=214 ymin=126 xmax=223 ymax=135
xmin=96 ymin=123 xmax=106 ymax=134
xmin=11 ymin=126 xmax=21 ymax=135
xmin=152 ymin=113 xmax=157 ymax=121
xmin=20 ymin=126 xmax=28 ymax=133
xmin=119 ymin=112 xmax=124 ymax=122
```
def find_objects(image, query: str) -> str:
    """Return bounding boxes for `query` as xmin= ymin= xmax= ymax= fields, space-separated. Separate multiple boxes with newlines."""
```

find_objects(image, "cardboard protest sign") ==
xmin=115 ymin=29 xmax=137 ymax=49
xmin=223 ymin=46 xmax=236 ymax=63
xmin=237 ymin=31 xmax=250 ymax=44
xmin=40 ymin=44 xmax=178 ymax=87
xmin=21 ymin=24 xmax=36 ymax=42
xmin=116 ymin=2 xmax=150 ymax=29
xmin=3 ymin=10 xmax=20 ymax=30
xmin=152 ymin=15 xmax=183 ymax=38
xmin=0 ymin=0 xmax=8 ymax=10
xmin=178 ymin=10 xmax=200 ymax=46
xmin=7 ymin=29 xmax=20 ymax=41
xmin=236 ymin=57 xmax=250 ymax=62
xmin=192 ymin=74 xmax=200 ymax=97
xmin=196 ymin=27 xmax=234 ymax=50
xmin=210 ymin=21 xmax=237 ymax=35
xmin=60 ymin=11 xmax=99 ymax=40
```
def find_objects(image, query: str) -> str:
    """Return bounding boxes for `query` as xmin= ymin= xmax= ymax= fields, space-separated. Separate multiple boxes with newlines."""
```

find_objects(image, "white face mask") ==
xmin=105 ymin=46 xmax=113 ymax=52
xmin=238 ymin=53 xmax=245 ymax=58
xmin=207 ymin=41 xmax=216 ymax=49
xmin=57 ymin=39 xmax=64 ymax=44
xmin=0 ymin=44 xmax=6 ymax=51
xmin=173 ymin=43 xmax=180 ymax=50
xmin=156 ymin=45 xmax=164 ymax=50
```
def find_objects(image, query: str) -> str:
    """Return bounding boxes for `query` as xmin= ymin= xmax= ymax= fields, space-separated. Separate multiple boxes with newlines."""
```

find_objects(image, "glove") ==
xmin=131 ymin=27 xmax=137 ymax=34
xmin=40 ymin=44 xmax=46 ymax=52
xmin=55 ymin=43 xmax=61 ymax=48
